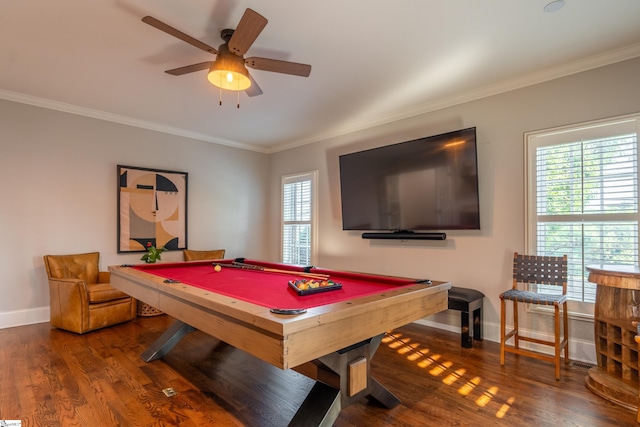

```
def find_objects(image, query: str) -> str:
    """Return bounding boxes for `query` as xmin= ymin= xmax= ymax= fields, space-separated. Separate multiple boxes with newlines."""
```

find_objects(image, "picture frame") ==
xmin=117 ymin=165 xmax=188 ymax=253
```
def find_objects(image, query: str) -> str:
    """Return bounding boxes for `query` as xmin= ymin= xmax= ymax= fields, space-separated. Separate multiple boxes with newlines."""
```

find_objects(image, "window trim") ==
xmin=524 ymin=112 xmax=640 ymax=316
xmin=281 ymin=170 xmax=318 ymax=266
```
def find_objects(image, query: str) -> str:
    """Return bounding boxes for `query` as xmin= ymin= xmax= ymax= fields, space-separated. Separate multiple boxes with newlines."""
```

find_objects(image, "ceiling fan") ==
xmin=142 ymin=8 xmax=312 ymax=99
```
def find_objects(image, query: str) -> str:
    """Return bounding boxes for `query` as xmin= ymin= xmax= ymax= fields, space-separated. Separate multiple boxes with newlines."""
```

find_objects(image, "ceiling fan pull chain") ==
xmin=237 ymin=90 xmax=240 ymax=109
xmin=219 ymin=87 xmax=223 ymax=106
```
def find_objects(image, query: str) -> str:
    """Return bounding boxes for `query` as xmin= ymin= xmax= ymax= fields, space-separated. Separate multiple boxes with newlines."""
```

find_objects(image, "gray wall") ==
xmin=0 ymin=99 xmax=269 ymax=326
xmin=268 ymin=57 xmax=640 ymax=364
xmin=2 ymin=57 xmax=640 ymax=364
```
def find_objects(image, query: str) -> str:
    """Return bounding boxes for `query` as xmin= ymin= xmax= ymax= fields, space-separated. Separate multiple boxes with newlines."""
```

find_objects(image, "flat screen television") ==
xmin=338 ymin=127 xmax=480 ymax=233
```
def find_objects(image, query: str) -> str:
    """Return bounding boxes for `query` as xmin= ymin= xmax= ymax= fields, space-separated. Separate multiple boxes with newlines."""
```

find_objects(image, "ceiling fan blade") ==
xmin=142 ymin=16 xmax=218 ymax=55
xmin=228 ymin=8 xmax=268 ymax=56
xmin=245 ymin=73 xmax=263 ymax=97
xmin=165 ymin=62 xmax=212 ymax=76
xmin=245 ymin=57 xmax=311 ymax=77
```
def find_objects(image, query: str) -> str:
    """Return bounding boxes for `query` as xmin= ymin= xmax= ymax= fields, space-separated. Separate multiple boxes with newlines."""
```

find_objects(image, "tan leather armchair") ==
xmin=183 ymin=249 xmax=226 ymax=261
xmin=43 ymin=252 xmax=136 ymax=334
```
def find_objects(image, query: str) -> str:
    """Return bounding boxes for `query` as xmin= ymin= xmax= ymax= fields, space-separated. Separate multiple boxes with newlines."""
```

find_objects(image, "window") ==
xmin=282 ymin=171 xmax=317 ymax=266
xmin=525 ymin=114 xmax=640 ymax=308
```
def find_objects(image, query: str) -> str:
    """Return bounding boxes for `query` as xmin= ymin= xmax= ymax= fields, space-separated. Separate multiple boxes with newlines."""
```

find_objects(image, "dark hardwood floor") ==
xmin=0 ymin=315 xmax=636 ymax=426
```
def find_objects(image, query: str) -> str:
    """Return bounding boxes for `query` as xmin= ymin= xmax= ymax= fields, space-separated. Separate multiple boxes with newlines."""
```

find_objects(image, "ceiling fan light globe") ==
xmin=207 ymin=55 xmax=251 ymax=91
xmin=208 ymin=70 xmax=251 ymax=91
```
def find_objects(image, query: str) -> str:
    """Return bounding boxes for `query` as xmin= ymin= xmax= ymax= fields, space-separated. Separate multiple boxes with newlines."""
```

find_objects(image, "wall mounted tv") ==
xmin=338 ymin=127 xmax=480 ymax=238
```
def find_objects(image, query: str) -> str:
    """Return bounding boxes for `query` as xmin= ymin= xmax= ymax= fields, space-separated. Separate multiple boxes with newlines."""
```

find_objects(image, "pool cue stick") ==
xmin=229 ymin=261 xmax=330 ymax=280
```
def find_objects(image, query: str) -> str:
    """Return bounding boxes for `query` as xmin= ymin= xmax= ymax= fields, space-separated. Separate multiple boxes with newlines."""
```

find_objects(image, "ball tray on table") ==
xmin=288 ymin=279 xmax=342 ymax=296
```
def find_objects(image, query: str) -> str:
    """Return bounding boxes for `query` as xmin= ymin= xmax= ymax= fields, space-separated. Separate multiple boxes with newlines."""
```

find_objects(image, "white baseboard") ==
xmin=414 ymin=318 xmax=597 ymax=365
xmin=0 ymin=306 xmax=49 ymax=329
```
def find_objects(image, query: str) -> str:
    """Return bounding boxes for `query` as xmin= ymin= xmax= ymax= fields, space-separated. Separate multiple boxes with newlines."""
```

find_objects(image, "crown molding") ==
xmin=270 ymin=42 xmax=640 ymax=153
xmin=0 ymin=90 xmax=270 ymax=154
xmin=2 ymin=42 xmax=640 ymax=155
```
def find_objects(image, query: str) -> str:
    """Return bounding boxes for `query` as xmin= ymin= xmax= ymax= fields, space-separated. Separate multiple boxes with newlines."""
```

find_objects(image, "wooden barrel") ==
xmin=586 ymin=265 xmax=640 ymax=414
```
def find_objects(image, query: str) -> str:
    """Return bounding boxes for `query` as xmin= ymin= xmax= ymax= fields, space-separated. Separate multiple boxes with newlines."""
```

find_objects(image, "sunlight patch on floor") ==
xmin=459 ymin=376 xmax=481 ymax=396
xmin=496 ymin=397 xmax=515 ymax=418
xmin=417 ymin=354 xmax=441 ymax=368
xmin=443 ymin=368 xmax=466 ymax=386
xmin=476 ymin=386 xmax=499 ymax=407
xmin=429 ymin=360 xmax=453 ymax=376
xmin=384 ymin=330 xmax=516 ymax=419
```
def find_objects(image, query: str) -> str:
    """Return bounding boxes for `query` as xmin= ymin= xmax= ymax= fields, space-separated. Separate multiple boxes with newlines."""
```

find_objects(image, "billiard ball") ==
xmin=213 ymin=264 xmax=222 ymax=272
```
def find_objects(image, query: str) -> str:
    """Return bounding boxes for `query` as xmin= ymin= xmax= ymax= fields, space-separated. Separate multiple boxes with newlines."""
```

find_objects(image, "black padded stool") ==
xmin=448 ymin=287 xmax=485 ymax=348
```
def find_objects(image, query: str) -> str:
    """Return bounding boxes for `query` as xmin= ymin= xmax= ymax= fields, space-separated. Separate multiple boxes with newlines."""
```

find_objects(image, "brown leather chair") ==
xmin=183 ymin=249 xmax=226 ymax=261
xmin=43 ymin=252 xmax=137 ymax=334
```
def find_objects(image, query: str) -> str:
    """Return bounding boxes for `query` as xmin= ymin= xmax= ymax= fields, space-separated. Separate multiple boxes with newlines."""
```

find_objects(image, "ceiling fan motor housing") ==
xmin=221 ymin=28 xmax=235 ymax=43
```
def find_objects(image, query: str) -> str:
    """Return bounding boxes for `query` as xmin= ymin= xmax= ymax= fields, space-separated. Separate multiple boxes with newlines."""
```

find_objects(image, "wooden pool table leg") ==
xmin=289 ymin=334 xmax=400 ymax=426
xmin=140 ymin=320 xmax=196 ymax=362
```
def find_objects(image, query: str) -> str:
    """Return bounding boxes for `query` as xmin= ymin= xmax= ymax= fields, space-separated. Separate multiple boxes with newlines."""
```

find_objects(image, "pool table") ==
xmin=109 ymin=258 xmax=450 ymax=426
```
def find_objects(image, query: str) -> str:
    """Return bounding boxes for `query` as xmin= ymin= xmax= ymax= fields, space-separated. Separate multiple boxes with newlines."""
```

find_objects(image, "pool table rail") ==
xmin=109 ymin=263 xmax=450 ymax=370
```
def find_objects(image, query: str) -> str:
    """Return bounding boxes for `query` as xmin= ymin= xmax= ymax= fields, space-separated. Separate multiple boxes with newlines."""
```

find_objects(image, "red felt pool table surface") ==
xmin=132 ymin=259 xmax=423 ymax=310
xmin=109 ymin=258 xmax=450 ymax=426
xmin=109 ymin=258 xmax=449 ymax=371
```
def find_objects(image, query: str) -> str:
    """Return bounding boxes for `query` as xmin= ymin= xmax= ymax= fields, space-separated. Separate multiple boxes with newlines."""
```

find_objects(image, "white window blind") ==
xmin=526 ymin=115 xmax=640 ymax=304
xmin=282 ymin=171 xmax=317 ymax=266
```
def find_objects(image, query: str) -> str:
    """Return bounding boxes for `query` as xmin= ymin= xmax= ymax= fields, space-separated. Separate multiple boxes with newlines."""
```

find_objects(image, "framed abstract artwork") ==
xmin=117 ymin=165 xmax=188 ymax=253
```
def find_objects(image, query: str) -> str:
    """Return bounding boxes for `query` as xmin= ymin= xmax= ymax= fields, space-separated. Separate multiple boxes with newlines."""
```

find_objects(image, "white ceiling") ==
xmin=1 ymin=1 xmax=640 ymax=153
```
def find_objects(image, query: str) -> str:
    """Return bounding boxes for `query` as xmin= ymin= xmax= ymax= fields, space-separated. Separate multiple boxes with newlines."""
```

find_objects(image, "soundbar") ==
xmin=361 ymin=231 xmax=447 ymax=240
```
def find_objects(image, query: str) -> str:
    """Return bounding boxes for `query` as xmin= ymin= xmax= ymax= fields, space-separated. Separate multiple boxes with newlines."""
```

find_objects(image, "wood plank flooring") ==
xmin=0 ymin=315 xmax=636 ymax=426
